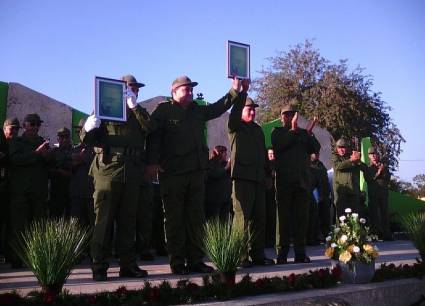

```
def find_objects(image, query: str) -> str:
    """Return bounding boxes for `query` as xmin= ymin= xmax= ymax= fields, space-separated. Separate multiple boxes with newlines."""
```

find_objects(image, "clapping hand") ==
xmin=350 ymin=150 xmax=361 ymax=163
xmin=35 ymin=139 xmax=50 ymax=154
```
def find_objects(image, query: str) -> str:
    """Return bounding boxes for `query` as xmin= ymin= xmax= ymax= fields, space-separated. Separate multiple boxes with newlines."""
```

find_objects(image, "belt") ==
xmin=109 ymin=146 xmax=144 ymax=157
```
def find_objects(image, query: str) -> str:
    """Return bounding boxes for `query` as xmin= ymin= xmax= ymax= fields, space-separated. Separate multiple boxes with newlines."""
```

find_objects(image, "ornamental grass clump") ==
xmin=13 ymin=217 xmax=90 ymax=294
xmin=325 ymin=208 xmax=379 ymax=266
xmin=203 ymin=218 xmax=250 ymax=274
xmin=402 ymin=211 xmax=425 ymax=261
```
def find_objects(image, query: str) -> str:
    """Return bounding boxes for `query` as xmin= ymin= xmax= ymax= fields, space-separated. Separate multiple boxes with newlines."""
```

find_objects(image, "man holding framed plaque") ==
xmin=228 ymin=96 xmax=275 ymax=267
xmin=81 ymin=74 xmax=155 ymax=281
xmin=147 ymin=75 xmax=248 ymax=275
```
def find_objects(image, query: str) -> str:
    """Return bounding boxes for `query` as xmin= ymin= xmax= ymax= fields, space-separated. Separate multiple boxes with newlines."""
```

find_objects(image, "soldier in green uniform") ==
xmin=272 ymin=104 xmax=320 ymax=264
xmin=364 ymin=147 xmax=392 ymax=240
xmin=265 ymin=147 xmax=277 ymax=248
xmin=70 ymin=119 xmax=94 ymax=227
xmin=310 ymin=152 xmax=331 ymax=241
xmin=204 ymin=145 xmax=232 ymax=222
xmin=1 ymin=118 xmax=20 ymax=263
xmin=136 ymin=177 xmax=155 ymax=260
xmin=49 ymin=127 xmax=73 ymax=218
xmin=8 ymin=114 xmax=52 ymax=268
xmin=229 ymin=96 xmax=275 ymax=267
xmin=332 ymin=138 xmax=368 ymax=219
xmin=81 ymin=74 xmax=155 ymax=281
xmin=147 ymin=76 xmax=247 ymax=275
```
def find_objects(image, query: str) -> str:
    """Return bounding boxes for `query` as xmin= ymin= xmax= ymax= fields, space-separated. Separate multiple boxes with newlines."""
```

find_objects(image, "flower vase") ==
xmin=331 ymin=260 xmax=375 ymax=284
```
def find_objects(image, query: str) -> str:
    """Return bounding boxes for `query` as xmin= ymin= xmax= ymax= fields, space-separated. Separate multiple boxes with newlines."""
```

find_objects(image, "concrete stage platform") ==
xmin=1 ymin=240 xmax=424 ymax=305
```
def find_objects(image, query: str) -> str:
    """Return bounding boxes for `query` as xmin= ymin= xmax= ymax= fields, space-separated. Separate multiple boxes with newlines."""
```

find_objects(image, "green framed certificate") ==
xmin=227 ymin=40 xmax=250 ymax=79
xmin=95 ymin=76 xmax=127 ymax=122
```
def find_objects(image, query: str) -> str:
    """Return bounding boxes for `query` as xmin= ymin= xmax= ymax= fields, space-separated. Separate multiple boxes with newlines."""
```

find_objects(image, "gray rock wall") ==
xmin=7 ymin=83 xmax=73 ymax=143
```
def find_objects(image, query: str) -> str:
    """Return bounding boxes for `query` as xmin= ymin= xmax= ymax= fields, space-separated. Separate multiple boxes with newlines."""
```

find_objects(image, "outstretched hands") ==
xmin=350 ymin=150 xmax=361 ymax=163
xmin=232 ymin=76 xmax=250 ymax=93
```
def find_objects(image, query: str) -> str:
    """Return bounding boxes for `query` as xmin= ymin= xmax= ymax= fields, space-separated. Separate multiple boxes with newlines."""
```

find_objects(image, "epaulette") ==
xmin=158 ymin=98 xmax=173 ymax=105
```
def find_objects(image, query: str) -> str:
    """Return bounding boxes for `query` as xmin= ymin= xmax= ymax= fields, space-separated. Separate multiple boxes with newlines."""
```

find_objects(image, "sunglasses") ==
xmin=28 ymin=122 xmax=41 ymax=127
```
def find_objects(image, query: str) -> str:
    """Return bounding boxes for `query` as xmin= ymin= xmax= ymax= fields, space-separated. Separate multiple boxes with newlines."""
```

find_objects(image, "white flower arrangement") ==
xmin=325 ymin=209 xmax=378 ymax=265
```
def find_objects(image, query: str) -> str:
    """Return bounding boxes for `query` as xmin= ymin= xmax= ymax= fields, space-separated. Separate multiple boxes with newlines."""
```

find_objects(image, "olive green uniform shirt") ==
xmin=331 ymin=152 xmax=368 ymax=197
xmin=271 ymin=126 xmax=320 ymax=189
xmin=148 ymin=89 xmax=242 ymax=175
xmin=81 ymin=105 xmax=154 ymax=182
xmin=228 ymin=100 xmax=270 ymax=183
xmin=8 ymin=134 xmax=49 ymax=194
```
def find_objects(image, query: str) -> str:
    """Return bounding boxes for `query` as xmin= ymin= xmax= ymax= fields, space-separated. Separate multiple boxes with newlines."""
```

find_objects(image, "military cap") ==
xmin=171 ymin=75 xmax=198 ymax=90
xmin=336 ymin=138 xmax=348 ymax=147
xmin=3 ymin=117 xmax=20 ymax=128
xmin=24 ymin=113 xmax=43 ymax=123
xmin=244 ymin=97 xmax=259 ymax=108
xmin=281 ymin=104 xmax=298 ymax=114
xmin=368 ymin=147 xmax=377 ymax=154
xmin=121 ymin=74 xmax=145 ymax=88
xmin=57 ymin=127 xmax=71 ymax=137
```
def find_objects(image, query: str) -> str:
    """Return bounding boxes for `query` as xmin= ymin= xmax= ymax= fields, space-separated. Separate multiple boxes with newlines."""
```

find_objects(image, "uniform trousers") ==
xmin=91 ymin=178 xmax=139 ymax=272
xmin=276 ymin=179 xmax=309 ymax=257
xmin=232 ymin=179 xmax=266 ymax=260
xmin=160 ymin=171 xmax=205 ymax=268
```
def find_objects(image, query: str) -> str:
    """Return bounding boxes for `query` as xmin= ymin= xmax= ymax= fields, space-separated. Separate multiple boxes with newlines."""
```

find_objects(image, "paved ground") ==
xmin=0 ymin=240 xmax=420 ymax=297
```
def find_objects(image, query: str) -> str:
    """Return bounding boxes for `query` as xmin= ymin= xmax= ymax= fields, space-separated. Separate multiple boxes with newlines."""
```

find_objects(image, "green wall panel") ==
xmin=0 ymin=81 xmax=9 ymax=126
xmin=71 ymin=109 xmax=88 ymax=144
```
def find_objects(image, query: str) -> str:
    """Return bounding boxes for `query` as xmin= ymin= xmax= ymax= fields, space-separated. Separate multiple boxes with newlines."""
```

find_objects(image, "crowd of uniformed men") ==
xmin=0 ymin=74 xmax=391 ymax=281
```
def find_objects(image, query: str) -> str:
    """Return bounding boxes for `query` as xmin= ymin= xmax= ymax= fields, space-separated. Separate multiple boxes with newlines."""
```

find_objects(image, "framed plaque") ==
xmin=227 ymin=40 xmax=250 ymax=79
xmin=95 ymin=76 xmax=127 ymax=122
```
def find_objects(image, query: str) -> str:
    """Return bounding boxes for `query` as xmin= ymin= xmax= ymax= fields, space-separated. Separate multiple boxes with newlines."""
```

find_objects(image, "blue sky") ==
xmin=1 ymin=0 xmax=424 ymax=182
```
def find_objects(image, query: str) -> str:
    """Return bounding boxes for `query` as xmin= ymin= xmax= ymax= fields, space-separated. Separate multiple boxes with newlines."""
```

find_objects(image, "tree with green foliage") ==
xmin=252 ymin=40 xmax=404 ymax=171
xmin=389 ymin=176 xmax=415 ymax=195
xmin=412 ymin=174 xmax=425 ymax=198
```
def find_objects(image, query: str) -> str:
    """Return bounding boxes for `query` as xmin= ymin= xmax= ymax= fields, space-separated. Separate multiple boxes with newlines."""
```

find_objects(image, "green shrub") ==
xmin=13 ymin=217 xmax=90 ymax=292
xmin=402 ymin=211 xmax=425 ymax=260
xmin=202 ymin=218 xmax=249 ymax=273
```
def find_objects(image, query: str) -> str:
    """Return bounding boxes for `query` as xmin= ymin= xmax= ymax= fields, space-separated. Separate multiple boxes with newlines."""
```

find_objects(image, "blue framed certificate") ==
xmin=94 ymin=76 xmax=127 ymax=122
xmin=227 ymin=40 xmax=250 ymax=79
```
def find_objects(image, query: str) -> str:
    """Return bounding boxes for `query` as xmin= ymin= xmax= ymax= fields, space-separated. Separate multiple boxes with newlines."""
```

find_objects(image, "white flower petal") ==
xmin=345 ymin=208 xmax=352 ymax=213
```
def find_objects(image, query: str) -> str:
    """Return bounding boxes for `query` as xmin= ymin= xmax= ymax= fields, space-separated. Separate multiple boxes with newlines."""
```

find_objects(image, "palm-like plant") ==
xmin=402 ymin=211 xmax=425 ymax=261
xmin=13 ymin=218 xmax=90 ymax=294
xmin=203 ymin=218 xmax=249 ymax=276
